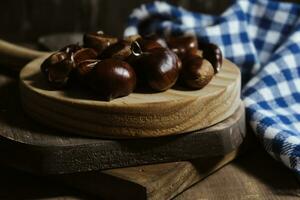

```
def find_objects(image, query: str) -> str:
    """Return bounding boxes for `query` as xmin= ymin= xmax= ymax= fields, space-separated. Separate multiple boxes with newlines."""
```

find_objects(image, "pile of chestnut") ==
xmin=41 ymin=31 xmax=222 ymax=101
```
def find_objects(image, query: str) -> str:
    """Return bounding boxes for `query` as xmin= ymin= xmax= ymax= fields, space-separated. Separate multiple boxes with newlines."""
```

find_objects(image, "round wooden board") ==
xmin=19 ymin=56 xmax=241 ymax=138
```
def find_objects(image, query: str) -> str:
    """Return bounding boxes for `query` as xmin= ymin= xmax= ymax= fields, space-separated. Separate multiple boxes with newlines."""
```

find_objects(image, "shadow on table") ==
xmin=233 ymin=135 xmax=300 ymax=197
xmin=0 ymin=164 xmax=96 ymax=200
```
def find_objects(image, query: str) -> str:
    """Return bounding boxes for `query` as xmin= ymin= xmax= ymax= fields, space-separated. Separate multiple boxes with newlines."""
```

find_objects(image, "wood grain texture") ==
xmin=57 ymin=149 xmax=239 ymax=200
xmin=0 ymin=66 xmax=245 ymax=174
xmin=0 ymin=69 xmax=246 ymax=199
xmin=20 ymin=56 xmax=241 ymax=138
xmin=0 ymin=102 xmax=245 ymax=174
xmin=0 ymin=142 xmax=298 ymax=200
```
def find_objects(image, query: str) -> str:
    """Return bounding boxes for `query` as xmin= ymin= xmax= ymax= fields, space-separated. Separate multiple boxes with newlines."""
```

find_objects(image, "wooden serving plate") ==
xmin=19 ymin=56 xmax=241 ymax=138
xmin=0 ymin=95 xmax=244 ymax=174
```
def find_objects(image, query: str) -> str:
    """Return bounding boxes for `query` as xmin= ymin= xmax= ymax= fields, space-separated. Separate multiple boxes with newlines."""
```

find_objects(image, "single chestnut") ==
xmin=76 ymin=59 xmax=100 ymax=83
xmin=131 ymin=42 xmax=181 ymax=91
xmin=40 ymin=51 xmax=76 ymax=88
xmin=199 ymin=42 xmax=222 ymax=73
xmin=88 ymin=59 xmax=136 ymax=101
xmin=83 ymin=31 xmax=118 ymax=56
xmin=100 ymin=40 xmax=132 ymax=60
xmin=73 ymin=48 xmax=98 ymax=64
xmin=181 ymin=55 xmax=214 ymax=89
xmin=167 ymin=36 xmax=198 ymax=59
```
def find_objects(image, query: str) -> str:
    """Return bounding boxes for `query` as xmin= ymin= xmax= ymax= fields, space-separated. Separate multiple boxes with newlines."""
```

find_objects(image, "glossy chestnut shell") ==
xmin=136 ymin=37 xmax=164 ymax=51
xmin=76 ymin=59 xmax=100 ymax=83
xmin=143 ymin=34 xmax=168 ymax=48
xmin=132 ymin=45 xmax=181 ymax=91
xmin=73 ymin=48 xmax=98 ymax=64
xmin=199 ymin=42 xmax=223 ymax=73
xmin=60 ymin=44 xmax=82 ymax=55
xmin=83 ymin=31 xmax=118 ymax=56
xmin=100 ymin=40 xmax=132 ymax=60
xmin=89 ymin=59 xmax=136 ymax=101
xmin=181 ymin=55 xmax=214 ymax=89
xmin=167 ymin=36 xmax=198 ymax=59
xmin=41 ymin=51 xmax=76 ymax=88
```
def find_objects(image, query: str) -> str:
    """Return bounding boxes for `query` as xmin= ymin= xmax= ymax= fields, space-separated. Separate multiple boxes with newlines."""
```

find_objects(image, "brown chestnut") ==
xmin=124 ymin=34 xmax=142 ymax=43
xmin=40 ymin=51 xmax=76 ymax=88
xmin=181 ymin=55 xmax=214 ymax=89
xmin=143 ymin=34 xmax=168 ymax=48
xmin=136 ymin=37 xmax=164 ymax=51
xmin=73 ymin=48 xmax=98 ymax=64
xmin=131 ymin=42 xmax=180 ymax=91
xmin=76 ymin=59 xmax=100 ymax=83
xmin=89 ymin=59 xmax=136 ymax=101
xmin=167 ymin=36 xmax=198 ymax=59
xmin=199 ymin=43 xmax=223 ymax=73
xmin=100 ymin=40 xmax=132 ymax=60
xmin=60 ymin=44 xmax=82 ymax=55
xmin=83 ymin=31 xmax=118 ymax=56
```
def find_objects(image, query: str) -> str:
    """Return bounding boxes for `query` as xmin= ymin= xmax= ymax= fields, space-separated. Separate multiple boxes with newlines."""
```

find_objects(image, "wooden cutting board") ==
xmin=19 ymin=56 xmax=241 ymax=138
xmin=0 ymin=68 xmax=245 ymax=174
xmin=0 ymin=71 xmax=246 ymax=200
xmin=0 ymin=96 xmax=244 ymax=174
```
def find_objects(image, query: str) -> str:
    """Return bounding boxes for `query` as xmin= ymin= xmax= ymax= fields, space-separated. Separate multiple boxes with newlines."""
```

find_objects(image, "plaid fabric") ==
xmin=125 ymin=0 xmax=300 ymax=174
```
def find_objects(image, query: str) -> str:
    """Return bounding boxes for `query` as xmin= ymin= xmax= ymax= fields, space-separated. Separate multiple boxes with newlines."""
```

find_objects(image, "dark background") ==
xmin=0 ymin=0 xmax=232 ymax=43
xmin=0 ymin=0 xmax=299 ymax=44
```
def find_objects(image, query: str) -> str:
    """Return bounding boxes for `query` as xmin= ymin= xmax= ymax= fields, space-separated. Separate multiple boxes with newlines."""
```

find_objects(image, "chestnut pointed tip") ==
xmin=131 ymin=41 xmax=143 ymax=56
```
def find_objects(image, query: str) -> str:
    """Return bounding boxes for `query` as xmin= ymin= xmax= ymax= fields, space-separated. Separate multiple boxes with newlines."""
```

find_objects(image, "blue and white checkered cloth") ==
xmin=125 ymin=0 xmax=300 ymax=174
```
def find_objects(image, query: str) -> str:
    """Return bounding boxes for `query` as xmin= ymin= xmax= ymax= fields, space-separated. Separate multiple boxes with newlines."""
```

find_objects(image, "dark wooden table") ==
xmin=0 ymin=68 xmax=299 ymax=200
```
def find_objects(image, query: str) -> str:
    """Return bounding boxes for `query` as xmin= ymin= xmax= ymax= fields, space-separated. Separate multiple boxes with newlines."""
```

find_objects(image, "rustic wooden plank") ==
xmin=0 ymin=142 xmax=298 ymax=200
xmin=57 ymin=149 xmax=239 ymax=200
xmin=0 ymin=70 xmax=245 ymax=174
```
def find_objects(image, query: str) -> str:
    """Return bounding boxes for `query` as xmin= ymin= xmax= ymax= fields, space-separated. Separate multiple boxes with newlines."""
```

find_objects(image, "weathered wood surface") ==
xmin=0 ymin=66 xmax=244 ymax=200
xmin=0 ymin=142 xmax=298 ymax=200
xmin=56 ymin=150 xmax=239 ymax=200
xmin=20 ymin=57 xmax=241 ymax=138
xmin=0 ymin=69 xmax=245 ymax=173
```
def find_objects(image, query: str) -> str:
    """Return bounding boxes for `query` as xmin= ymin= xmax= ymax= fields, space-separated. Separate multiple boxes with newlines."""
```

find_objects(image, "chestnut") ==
xmin=136 ymin=37 xmax=164 ymax=51
xmin=100 ymin=40 xmax=132 ymax=60
xmin=199 ymin=43 xmax=222 ymax=73
xmin=76 ymin=59 xmax=100 ymax=83
xmin=40 ymin=51 xmax=76 ymax=88
xmin=83 ymin=31 xmax=118 ymax=56
xmin=143 ymin=34 xmax=168 ymax=48
xmin=60 ymin=44 xmax=82 ymax=55
xmin=131 ymin=42 xmax=181 ymax=91
xmin=167 ymin=36 xmax=198 ymax=59
xmin=88 ymin=59 xmax=136 ymax=101
xmin=181 ymin=55 xmax=214 ymax=89
xmin=124 ymin=34 xmax=142 ymax=43
xmin=73 ymin=48 xmax=98 ymax=64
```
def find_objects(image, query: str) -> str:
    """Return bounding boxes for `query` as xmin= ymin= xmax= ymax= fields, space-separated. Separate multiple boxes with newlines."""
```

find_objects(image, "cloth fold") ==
xmin=125 ymin=0 xmax=300 ymax=174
